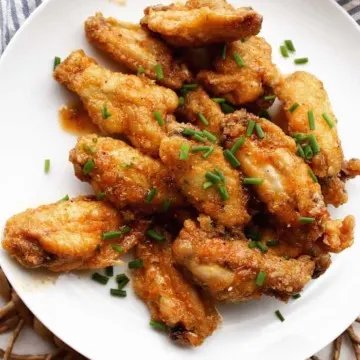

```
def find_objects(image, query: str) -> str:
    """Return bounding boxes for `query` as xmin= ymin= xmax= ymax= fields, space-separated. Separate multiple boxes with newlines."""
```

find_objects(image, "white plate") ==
xmin=0 ymin=0 xmax=359 ymax=359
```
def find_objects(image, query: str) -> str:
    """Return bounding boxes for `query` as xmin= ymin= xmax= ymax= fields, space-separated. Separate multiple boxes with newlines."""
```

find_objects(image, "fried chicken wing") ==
xmin=198 ymin=37 xmax=282 ymax=105
xmin=2 ymin=197 xmax=147 ymax=272
xmin=159 ymin=122 xmax=249 ymax=227
xmin=141 ymin=0 xmax=262 ymax=47
xmin=132 ymin=234 xmax=220 ymax=346
xmin=53 ymin=50 xmax=178 ymax=157
xmin=85 ymin=13 xmax=192 ymax=90
xmin=172 ymin=217 xmax=315 ymax=302
xmin=69 ymin=135 xmax=184 ymax=214
xmin=275 ymin=71 xmax=343 ymax=178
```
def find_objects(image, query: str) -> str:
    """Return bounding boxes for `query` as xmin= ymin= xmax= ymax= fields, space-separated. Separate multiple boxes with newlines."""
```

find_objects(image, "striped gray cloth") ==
xmin=0 ymin=0 xmax=360 ymax=54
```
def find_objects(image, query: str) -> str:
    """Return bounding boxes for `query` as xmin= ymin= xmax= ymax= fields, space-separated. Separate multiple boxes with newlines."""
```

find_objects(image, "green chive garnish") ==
xmin=266 ymin=240 xmax=279 ymax=247
xmin=214 ymin=168 xmax=225 ymax=182
xmin=230 ymin=137 xmax=245 ymax=154
xmin=248 ymin=241 xmax=257 ymax=249
xmin=297 ymin=145 xmax=305 ymax=158
xmin=96 ymin=192 xmax=105 ymax=201
xmin=280 ymin=45 xmax=289 ymax=58
xmin=322 ymin=113 xmax=334 ymax=128
xmin=83 ymin=144 xmax=96 ymax=155
xmin=221 ymin=43 xmax=227 ymax=60
xmin=182 ymin=128 xmax=197 ymax=136
xmin=182 ymin=84 xmax=198 ymax=90
xmin=102 ymin=104 xmax=111 ymax=119
xmin=179 ymin=143 xmax=190 ymax=161
xmin=92 ymin=272 xmax=109 ymax=285
xmin=53 ymin=56 xmax=61 ymax=70
xmin=233 ymin=53 xmax=245 ymax=67
xmin=202 ymin=146 xmax=214 ymax=159
xmin=258 ymin=109 xmax=271 ymax=120
xmin=60 ymin=194 xmax=69 ymax=201
xmin=102 ymin=226 xmax=131 ymax=240
xmin=145 ymin=188 xmax=157 ymax=203
xmin=256 ymin=271 xmax=266 ymax=286
xmin=191 ymin=145 xmax=210 ymax=153
xmin=112 ymin=244 xmax=124 ymax=253
xmin=304 ymin=144 xmax=313 ymax=159
xmin=299 ymin=216 xmax=315 ymax=223
xmin=202 ymin=130 xmax=217 ymax=143
xmin=284 ymin=40 xmax=296 ymax=52
xmin=83 ymin=158 xmax=95 ymax=175
xmin=256 ymin=242 xmax=268 ymax=253
xmin=203 ymin=182 xmax=213 ymax=190
xmin=211 ymin=98 xmax=226 ymax=103
xmin=218 ymin=185 xmax=229 ymax=201
xmin=275 ymin=310 xmax=285 ymax=322
xmin=246 ymin=229 xmax=261 ymax=242
xmin=44 ymin=159 xmax=50 ymax=173
xmin=137 ymin=66 xmax=144 ymax=75
xmin=308 ymin=111 xmax=315 ymax=130
xmin=154 ymin=111 xmax=165 ymax=126
xmin=193 ymin=133 xmax=206 ymax=143
xmin=284 ymin=255 xmax=290 ymax=260
xmin=241 ymin=37 xmax=248 ymax=43
xmin=246 ymin=120 xmax=256 ymax=136
xmin=150 ymin=319 xmax=168 ymax=331
xmin=308 ymin=134 xmax=320 ymax=154
xmin=205 ymin=172 xmax=221 ymax=184
xmin=255 ymin=123 xmax=265 ymax=138
xmin=221 ymin=103 xmax=235 ymax=114
xmin=243 ymin=177 xmax=264 ymax=185
xmin=178 ymin=96 xmax=184 ymax=106
xmin=289 ymin=103 xmax=299 ymax=113
xmin=264 ymin=95 xmax=276 ymax=101
xmin=163 ymin=199 xmax=171 ymax=212
xmin=105 ymin=266 xmax=114 ymax=277
xmin=155 ymin=64 xmax=164 ymax=80
xmin=147 ymin=229 xmax=165 ymax=242
xmin=116 ymin=274 xmax=130 ymax=289
xmin=197 ymin=112 xmax=209 ymax=126
xmin=308 ymin=168 xmax=318 ymax=183
xmin=128 ymin=259 xmax=143 ymax=269
xmin=110 ymin=289 xmax=127 ymax=297
xmin=223 ymin=149 xmax=241 ymax=168
xmin=294 ymin=57 xmax=308 ymax=65
xmin=293 ymin=293 xmax=301 ymax=299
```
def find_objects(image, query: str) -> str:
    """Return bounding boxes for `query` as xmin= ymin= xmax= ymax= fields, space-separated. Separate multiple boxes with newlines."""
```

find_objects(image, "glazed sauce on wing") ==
xmin=59 ymin=102 xmax=99 ymax=135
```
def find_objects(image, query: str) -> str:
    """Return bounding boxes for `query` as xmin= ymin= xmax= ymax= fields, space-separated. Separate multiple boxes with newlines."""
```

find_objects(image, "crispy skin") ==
xmin=53 ymin=50 xmax=178 ymax=157
xmin=159 ymin=123 xmax=250 ymax=227
xmin=223 ymin=109 xmax=328 ymax=247
xmin=69 ymin=135 xmax=184 ymax=214
xmin=141 ymin=0 xmax=262 ymax=47
xmin=275 ymin=71 xmax=343 ymax=178
xmin=132 ymin=235 xmax=220 ymax=346
xmin=2 ymin=197 xmax=147 ymax=272
xmin=177 ymin=87 xmax=224 ymax=136
xmin=85 ymin=13 xmax=192 ymax=90
xmin=172 ymin=217 xmax=315 ymax=302
xmin=342 ymin=158 xmax=360 ymax=180
xmin=321 ymin=176 xmax=348 ymax=207
xmin=198 ymin=37 xmax=282 ymax=105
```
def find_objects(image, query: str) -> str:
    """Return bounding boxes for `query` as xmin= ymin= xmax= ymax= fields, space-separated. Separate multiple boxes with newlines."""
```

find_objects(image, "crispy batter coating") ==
xmin=198 ymin=37 xmax=282 ymax=105
xmin=2 ymin=197 xmax=147 ymax=272
xmin=85 ymin=13 xmax=192 ymax=90
xmin=177 ymin=87 xmax=224 ymax=136
xmin=172 ymin=217 xmax=315 ymax=302
xmin=132 ymin=235 xmax=220 ymax=346
xmin=275 ymin=71 xmax=343 ymax=178
xmin=222 ymin=109 xmax=328 ymax=247
xmin=141 ymin=0 xmax=262 ymax=47
xmin=69 ymin=135 xmax=184 ymax=214
xmin=321 ymin=176 xmax=348 ymax=207
xmin=53 ymin=50 xmax=178 ymax=157
xmin=342 ymin=158 xmax=360 ymax=180
xmin=159 ymin=122 xmax=250 ymax=227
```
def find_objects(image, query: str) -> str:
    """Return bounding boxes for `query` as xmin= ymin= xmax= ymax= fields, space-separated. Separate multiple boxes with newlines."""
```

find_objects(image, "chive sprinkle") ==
xmin=243 ymin=177 xmax=264 ymax=185
xmin=150 ymin=319 xmax=168 ymax=331
xmin=214 ymin=168 xmax=225 ymax=182
xmin=280 ymin=45 xmax=289 ymax=58
xmin=182 ymin=84 xmax=198 ymax=90
xmin=193 ymin=133 xmax=206 ymax=143
xmin=322 ymin=113 xmax=335 ymax=128
xmin=182 ymin=128 xmax=198 ymax=136
xmin=304 ymin=144 xmax=313 ymax=159
xmin=289 ymin=103 xmax=299 ymax=113
xmin=223 ymin=149 xmax=241 ymax=168
xmin=246 ymin=229 xmax=261 ymax=242
xmin=297 ymin=144 xmax=305 ymax=158
xmin=205 ymin=171 xmax=222 ymax=184
xmin=137 ymin=66 xmax=144 ymax=75
xmin=256 ymin=271 xmax=266 ymax=286
xmin=294 ymin=57 xmax=308 ymax=65
xmin=147 ymin=229 xmax=165 ymax=242
xmin=299 ymin=216 xmax=315 ymax=223
xmin=101 ymin=104 xmax=111 ymax=119
xmin=116 ymin=274 xmax=130 ymax=287
xmin=155 ymin=64 xmax=164 ymax=80
xmin=60 ymin=194 xmax=69 ymax=201
xmin=154 ymin=111 xmax=165 ymax=126
xmin=284 ymin=40 xmax=296 ymax=52
xmin=284 ymin=255 xmax=290 ymax=260
xmin=92 ymin=272 xmax=109 ymax=285
xmin=105 ymin=266 xmax=114 ymax=277
xmin=102 ymin=227 xmax=131 ymax=240
xmin=211 ymin=98 xmax=226 ymax=103
xmin=308 ymin=134 xmax=320 ymax=154
xmin=264 ymin=95 xmax=276 ymax=101
xmin=275 ymin=310 xmax=285 ymax=322
xmin=308 ymin=168 xmax=318 ymax=183
xmin=255 ymin=123 xmax=265 ymax=138
xmin=83 ymin=144 xmax=96 ymax=155
xmin=53 ymin=56 xmax=61 ymax=70
xmin=112 ymin=244 xmax=124 ymax=253
xmin=202 ymin=130 xmax=217 ymax=143
xmin=230 ymin=137 xmax=245 ymax=154
xmin=203 ymin=181 xmax=213 ymax=190
xmin=83 ymin=159 xmax=95 ymax=175
xmin=128 ymin=259 xmax=143 ymax=269
xmin=233 ymin=53 xmax=245 ymax=67
xmin=178 ymin=96 xmax=184 ymax=106
xmin=96 ymin=192 xmax=105 ymax=201
xmin=44 ymin=159 xmax=50 ymax=173
xmin=256 ymin=242 xmax=268 ymax=253
xmin=163 ymin=199 xmax=171 ymax=212
xmin=179 ymin=143 xmax=190 ymax=161
xmin=308 ymin=111 xmax=315 ymax=130
xmin=246 ymin=120 xmax=256 ymax=136
xmin=221 ymin=103 xmax=235 ymax=114
xmin=248 ymin=241 xmax=257 ymax=249
xmin=221 ymin=43 xmax=227 ymax=60
xmin=266 ymin=240 xmax=280 ymax=247
xmin=258 ymin=109 xmax=271 ymax=120
xmin=293 ymin=293 xmax=301 ymax=300
xmin=218 ymin=185 xmax=229 ymax=201
xmin=145 ymin=188 xmax=157 ymax=204
xmin=110 ymin=289 xmax=127 ymax=297
xmin=202 ymin=146 xmax=214 ymax=159
xmin=191 ymin=145 xmax=210 ymax=153
xmin=197 ymin=112 xmax=209 ymax=126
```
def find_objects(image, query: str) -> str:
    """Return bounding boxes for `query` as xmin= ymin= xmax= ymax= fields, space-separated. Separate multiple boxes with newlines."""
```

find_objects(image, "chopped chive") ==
xmin=193 ymin=133 xmax=206 ymax=143
xmin=105 ymin=266 xmax=114 ymax=277
xmin=246 ymin=120 xmax=256 ymax=136
xmin=116 ymin=273 xmax=129 ymax=285
xmin=191 ymin=145 xmax=210 ymax=153
xmin=197 ymin=112 xmax=209 ymax=126
xmin=211 ymin=98 xmax=226 ymax=103
xmin=178 ymin=96 xmax=184 ymax=106
xmin=233 ymin=53 xmax=245 ymax=67
xmin=44 ymin=159 xmax=50 ymax=173
xmin=214 ymin=168 xmax=225 ymax=182
xmin=101 ymin=104 xmax=111 ymax=119
xmin=205 ymin=171 xmax=222 ymax=184
xmin=284 ymin=255 xmax=290 ymax=260
xmin=163 ymin=199 xmax=171 ymax=212
xmin=96 ymin=192 xmax=105 ymax=201
xmin=203 ymin=181 xmax=213 ymax=190
xmin=256 ymin=242 xmax=268 ymax=253
xmin=150 ymin=319 xmax=168 ymax=331
xmin=145 ymin=188 xmax=157 ymax=204
xmin=182 ymin=128 xmax=197 ymax=136
xmin=218 ymin=185 xmax=229 ymax=201
xmin=322 ymin=113 xmax=334 ymax=128
xmin=293 ymin=293 xmax=301 ymax=299
xmin=243 ymin=177 xmax=264 ymax=185
xmin=258 ymin=109 xmax=271 ymax=120
xmin=241 ymin=37 xmax=248 ymax=43
xmin=202 ymin=146 xmax=214 ymax=159
xmin=294 ymin=132 xmax=308 ymax=143
xmin=264 ymin=95 xmax=276 ymax=101
xmin=147 ymin=229 xmax=165 ymax=242
xmin=182 ymin=84 xmax=198 ymax=90
xmin=256 ymin=270 xmax=266 ymax=286
xmin=102 ymin=226 xmax=131 ymax=241
xmin=308 ymin=168 xmax=318 ymax=183
xmin=223 ymin=149 xmax=241 ymax=168
xmin=230 ymin=137 xmax=245 ymax=154
xmin=137 ymin=66 xmax=144 ymax=75
xmin=294 ymin=57 xmax=308 ymax=65
xmin=110 ymin=289 xmax=127 ymax=297
xmin=202 ymin=130 xmax=217 ymax=143
xmin=289 ymin=103 xmax=299 ymax=113
xmin=221 ymin=43 xmax=227 ymax=60
xmin=60 ymin=194 xmax=69 ymax=201
xmin=308 ymin=134 xmax=320 ymax=154
xmin=154 ymin=111 xmax=165 ymax=126
xmin=83 ymin=158 xmax=95 ymax=175
xmin=221 ymin=103 xmax=235 ymax=114
xmin=53 ymin=56 xmax=61 ymax=70
xmin=275 ymin=310 xmax=285 ymax=322
xmin=179 ymin=143 xmax=190 ymax=161
xmin=266 ymin=240 xmax=279 ymax=247
xmin=92 ymin=272 xmax=109 ymax=285
xmin=255 ymin=123 xmax=265 ymax=139
xmin=155 ymin=64 xmax=164 ymax=80
xmin=308 ymin=111 xmax=315 ymax=130
xmin=299 ymin=216 xmax=315 ymax=223
xmin=112 ymin=244 xmax=124 ymax=253
xmin=83 ymin=144 xmax=96 ymax=155
xmin=245 ymin=229 xmax=261 ymax=242
xmin=248 ymin=241 xmax=257 ymax=249
xmin=297 ymin=144 xmax=305 ymax=158
xmin=280 ymin=45 xmax=289 ymax=58
xmin=304 ymin=144 xmax=313 ymax=159
xmin=128 ymin=259 xmax=143 ymax=269
xmin=284 ymin=40 xmax=296 ymax=52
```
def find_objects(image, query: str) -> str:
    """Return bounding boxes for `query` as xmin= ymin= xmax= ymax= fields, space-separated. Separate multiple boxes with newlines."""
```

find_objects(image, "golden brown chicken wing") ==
xmin=275 ymin=71 xmax=343 ymax=178
xmin=69 ymin=135 xmax=184 ymax=214
xmin=84 ymin=13 xmax=192 ymax=90
xmin=2 ymin=197 xmax=147 ymax=272
xmin=141 ymin=0 xmax=262 ymax=47
xmin=198 ymin=37 xmax=282 ymax=105
xmin=172 ymin=216 xmax=315 ymax=302
xmin=159 ymin=122 xmax=249 ymax=227
xmin=53 ymin=50 xmax=178 ymax=157
xmin=132 ymin=234 xmax=220 ymax=346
